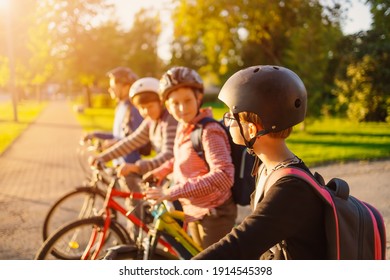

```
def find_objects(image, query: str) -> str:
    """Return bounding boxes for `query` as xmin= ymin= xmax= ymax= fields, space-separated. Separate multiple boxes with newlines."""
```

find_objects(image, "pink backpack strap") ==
xmin=264 ymin=167 xmax=341 ymax=259
xmin=264 ymin=167 xmax=334 ymax=206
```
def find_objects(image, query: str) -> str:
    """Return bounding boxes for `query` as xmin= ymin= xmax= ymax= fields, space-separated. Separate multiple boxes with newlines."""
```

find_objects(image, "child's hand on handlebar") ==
xmin=145 ymin=186 xmax=170 ymax=205
xmin=141 ymin=172 xmax=158 ymax=185
xmin=88 ymin=155 xmax=102 ymax=167
xmin=117 ymin=163 xmax=140 ymax=177
xmin=81 ymin=133 xmax=94 ymax=143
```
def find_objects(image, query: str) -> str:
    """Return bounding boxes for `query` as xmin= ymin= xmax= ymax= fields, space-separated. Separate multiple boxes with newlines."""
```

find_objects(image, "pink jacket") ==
xmin=152 ymin=108 xmax=234 ymax=222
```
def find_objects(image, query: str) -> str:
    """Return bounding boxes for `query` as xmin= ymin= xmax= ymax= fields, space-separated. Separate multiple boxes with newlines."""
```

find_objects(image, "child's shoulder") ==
xmin=197 ymin=118 xmax=228 ymax=139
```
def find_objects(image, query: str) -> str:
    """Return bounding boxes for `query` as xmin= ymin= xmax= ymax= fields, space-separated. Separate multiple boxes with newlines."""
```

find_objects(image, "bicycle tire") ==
xmin=42 ymin=186 xmax=113 ymax=241
xmin=35 ymin=216 xmax=132 ymax=260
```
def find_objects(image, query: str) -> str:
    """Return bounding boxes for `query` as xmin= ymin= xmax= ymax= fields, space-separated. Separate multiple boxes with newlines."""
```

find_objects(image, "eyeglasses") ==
xmin=223 ymin=112 xmax=237 ymax=127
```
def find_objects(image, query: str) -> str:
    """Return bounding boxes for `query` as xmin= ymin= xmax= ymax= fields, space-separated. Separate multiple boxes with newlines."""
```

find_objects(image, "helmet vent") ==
xmin=295 ymin=98 xmax=302 ymax=108
xmin=253 ymin=68 xmax=260 ymax=73
xmin=273 ymin=66 xmax=279 ymax=70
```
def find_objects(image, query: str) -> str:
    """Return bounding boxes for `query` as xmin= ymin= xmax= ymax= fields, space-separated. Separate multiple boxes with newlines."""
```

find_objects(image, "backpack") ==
xmin=265 ymin=166 xmax=387 ymax=260
xmin=190 ymin=117 xmax=256 ymax=206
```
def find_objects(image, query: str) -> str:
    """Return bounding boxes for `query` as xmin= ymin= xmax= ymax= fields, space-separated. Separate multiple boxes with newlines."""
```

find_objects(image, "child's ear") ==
xmin=196 ymin=92 xmax=203 ymax=106
xmin=247 ymin=122 xmax=258 ymax=138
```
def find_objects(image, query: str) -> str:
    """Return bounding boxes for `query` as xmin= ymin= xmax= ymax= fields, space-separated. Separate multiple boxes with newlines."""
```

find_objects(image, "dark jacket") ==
xmin=192 ymin=162 xmax=327 ymax=260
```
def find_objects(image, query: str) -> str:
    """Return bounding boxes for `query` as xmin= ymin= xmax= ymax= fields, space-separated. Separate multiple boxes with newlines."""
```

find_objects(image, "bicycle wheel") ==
xmin=42 ymin=186 xmax=110 ymax=241
xmin=35 ymin=216 xmax=131 ymax=260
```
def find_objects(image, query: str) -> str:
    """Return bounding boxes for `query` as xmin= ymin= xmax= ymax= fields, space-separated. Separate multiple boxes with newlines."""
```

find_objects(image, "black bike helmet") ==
xmin=106 ymin=66 xmax=138 ymax=85
xmin=159 ymin=66 xmax=204 ymax=102
xmin=219 ymin=65 xmax=307 ymax=147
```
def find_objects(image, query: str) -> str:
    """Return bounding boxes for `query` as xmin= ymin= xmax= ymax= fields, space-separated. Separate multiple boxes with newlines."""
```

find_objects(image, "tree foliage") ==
xmin=0 ymin=0 xmax=163 ymax=101
xmin=122 ymin=8 xmax=163 ymax=77
xmin=0 ymin=0 xmax=388 ymax=122
xmin=170 ymin=0 xmax=344 ymax=117
xmin=333 ymin=55 xmax=375 ymax=121
xmin=332 ymin=0 xmax=389 ymax=122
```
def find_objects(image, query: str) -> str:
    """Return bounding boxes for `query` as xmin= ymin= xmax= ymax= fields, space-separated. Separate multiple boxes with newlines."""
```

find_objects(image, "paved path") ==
xmin=0 ymin=99 xmax=389 ymax=259
xmin=0 ymin=100 xmax=85 ymax=259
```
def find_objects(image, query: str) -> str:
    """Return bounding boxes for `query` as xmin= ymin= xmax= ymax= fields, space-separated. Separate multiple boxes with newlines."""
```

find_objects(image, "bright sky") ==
xmin=113 ymin=0 xmax=373 ymax=60
xmin=342 ymin=0 xmax=373 ymax=34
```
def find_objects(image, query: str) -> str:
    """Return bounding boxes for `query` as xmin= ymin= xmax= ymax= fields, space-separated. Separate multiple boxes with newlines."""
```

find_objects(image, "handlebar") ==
xmin=79 ymin=138 xmax=103 ymax=153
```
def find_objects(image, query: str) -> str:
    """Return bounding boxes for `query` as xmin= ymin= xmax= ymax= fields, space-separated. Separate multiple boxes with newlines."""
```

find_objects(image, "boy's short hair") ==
xmin=238 ymin=111 xmax=293 ymax=139
xmin=106 ymin=66 xmax=138 ymax=86
xmin=132 ymin=92 xmax=160 ymax=106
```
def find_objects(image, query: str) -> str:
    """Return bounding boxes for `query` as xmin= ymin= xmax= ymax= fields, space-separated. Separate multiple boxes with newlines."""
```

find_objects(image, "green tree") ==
xmin=333 ymin=55 xmax=376 ymax=122
xmin=27 ymin=10 xmax=55 ymax=100
xmin=170 ymin=0 xmax=242 ymax=77
xmin=30 ymin=1 xmax=163 ymax=104
xmin=332 ymin=0 xmax=389 ymax=122
xmin=122 ymin=8 xmax=163 ymax=77
xmin=36 ymin=1 xmax=115 ymax=89
xmin=170 ymin=0 xmax=345 ymax=117
xmin=363 ymin=0 xmax=390 ymax=121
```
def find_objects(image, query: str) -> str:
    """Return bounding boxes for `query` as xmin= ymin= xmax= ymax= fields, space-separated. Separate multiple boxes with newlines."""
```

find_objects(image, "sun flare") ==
xmin=0 ymin=0 xmax=10 ymax=10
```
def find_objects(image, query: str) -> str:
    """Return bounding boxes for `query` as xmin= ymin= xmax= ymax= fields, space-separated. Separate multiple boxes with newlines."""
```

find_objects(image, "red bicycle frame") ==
xmin=81 ymin=178 xmax=178 ymax=259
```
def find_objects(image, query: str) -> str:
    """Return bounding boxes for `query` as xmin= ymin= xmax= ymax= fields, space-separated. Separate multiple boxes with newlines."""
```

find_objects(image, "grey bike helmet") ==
xmin=219 ymin=65 xmax=307 ymax=134
xmin=106 ymin=66 xmax=138 ymax=85
xmin=159 ymin=66 xmax=204 ymax=102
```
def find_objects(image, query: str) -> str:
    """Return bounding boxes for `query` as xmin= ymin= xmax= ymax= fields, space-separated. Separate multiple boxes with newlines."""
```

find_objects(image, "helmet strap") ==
xmin=234 ymin=113 xmax=252 ymax=149
xmin=234 ymin=113 xmax=268 ymax=150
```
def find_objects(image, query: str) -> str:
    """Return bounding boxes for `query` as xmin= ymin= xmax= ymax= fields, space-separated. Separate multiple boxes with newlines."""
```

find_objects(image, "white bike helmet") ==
xmin=129 ymin=77 xmax=160 ymax=101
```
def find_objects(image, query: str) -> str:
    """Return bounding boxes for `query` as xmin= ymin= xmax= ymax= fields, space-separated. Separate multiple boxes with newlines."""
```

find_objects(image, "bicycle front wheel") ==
xmin=42 ymin=186 xmax=109 ymax=241
xmin=35 ymin=216 xmax=131 ymax=260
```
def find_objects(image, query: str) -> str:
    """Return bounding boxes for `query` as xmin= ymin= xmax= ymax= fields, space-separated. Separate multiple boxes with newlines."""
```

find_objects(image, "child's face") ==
xmin=108 ymin=78 xmax=128 ymax=101
xmin=165 ymin=87 xmax=201 ymax=124
xmin=224 ymin=111 xmax=250 ymax=146
xmin=135 ymin=101 xmax=162 ymax=121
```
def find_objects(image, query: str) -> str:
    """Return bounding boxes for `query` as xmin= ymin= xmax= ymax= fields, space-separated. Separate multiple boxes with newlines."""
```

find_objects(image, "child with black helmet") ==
xmin=144 ymin=66 xmax=237 ymax=249
xmin=193 ymin=65 xmax=326 ymax=259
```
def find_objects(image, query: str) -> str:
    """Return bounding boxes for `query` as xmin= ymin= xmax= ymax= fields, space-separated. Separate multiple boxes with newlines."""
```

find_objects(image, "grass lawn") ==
xmin=73 ymin=106 xmax=115 ymax=133
xmin=207 ymin=103 xmax=390 ymax=167
xmin=72 ymin=102 xmax=390 ymax=167
xmin=0 ymin=100 xmax=47 ymax=154
xmin=288 ymin=118 xmax=390 ymax=167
